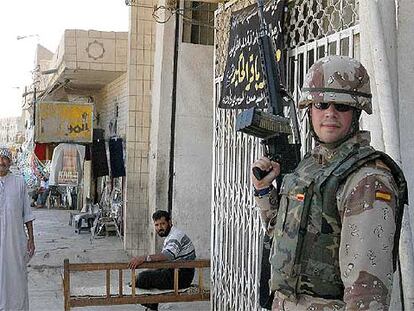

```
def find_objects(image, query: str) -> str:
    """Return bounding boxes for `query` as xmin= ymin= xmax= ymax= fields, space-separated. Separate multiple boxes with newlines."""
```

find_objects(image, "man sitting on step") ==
xmin=129 ymin=210 xmax=196 ymax=311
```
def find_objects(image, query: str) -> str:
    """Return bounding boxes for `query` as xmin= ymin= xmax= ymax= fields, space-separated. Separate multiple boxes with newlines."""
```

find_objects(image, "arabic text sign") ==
xmin=35 ymin=102 xmax=93 ymax=143
xmin=219 ymin=1 xmax=285 ymax=109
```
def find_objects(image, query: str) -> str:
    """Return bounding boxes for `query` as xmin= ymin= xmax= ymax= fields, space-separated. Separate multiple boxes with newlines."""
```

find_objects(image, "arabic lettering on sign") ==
xmin=219 ymin=0 xmax=285 ymax=110
xmin=230 ymin=52 xmax=265 ymax=92
xmin=68 ymin=112 xmax=90 ymax=134
xmin=68 ymin=123 xmax=89 ymax=134
xmin=228 ymin=30 xmax=258 ymax=59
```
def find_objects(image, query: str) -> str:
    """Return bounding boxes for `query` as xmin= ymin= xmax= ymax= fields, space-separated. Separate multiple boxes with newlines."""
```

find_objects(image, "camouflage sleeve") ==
xmin=337 ymin=165 xmax=398 ymax=311
xmin=254 ymin=187 xmax=279 ymax=235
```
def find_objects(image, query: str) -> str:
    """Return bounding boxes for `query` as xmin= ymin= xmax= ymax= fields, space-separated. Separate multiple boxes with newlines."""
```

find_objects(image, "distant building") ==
xmin=22 ymin=1 xmax=216 ymax=262
xmin=0 ymin=116 xmax=24 ymax=146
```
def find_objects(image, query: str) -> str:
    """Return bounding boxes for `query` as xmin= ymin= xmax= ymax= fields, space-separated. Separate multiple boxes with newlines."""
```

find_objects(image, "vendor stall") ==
xmin=49 ymin=143 xmax=86 ymax=210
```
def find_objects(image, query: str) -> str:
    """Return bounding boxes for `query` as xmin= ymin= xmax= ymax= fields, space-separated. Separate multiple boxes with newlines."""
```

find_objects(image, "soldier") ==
xmin=252 ymin=55 xmax=408 ymax=310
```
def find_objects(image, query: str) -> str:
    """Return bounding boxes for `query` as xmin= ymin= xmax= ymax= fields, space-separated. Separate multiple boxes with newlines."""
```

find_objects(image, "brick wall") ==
xmin=95 ymin=74 xmax=128 ymax=139
xmin=124 ymin=2 xmax=156 ymax=256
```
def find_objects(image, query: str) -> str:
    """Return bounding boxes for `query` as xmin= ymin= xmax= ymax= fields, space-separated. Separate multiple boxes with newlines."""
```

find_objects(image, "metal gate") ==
xmin=212 ymin=1 xmax=360 ymax=310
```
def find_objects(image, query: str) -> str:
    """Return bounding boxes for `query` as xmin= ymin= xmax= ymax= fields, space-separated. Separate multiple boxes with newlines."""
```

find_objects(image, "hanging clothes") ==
xmin=49 ymin=143 xmax=85 ymax=186
xmin=0 ymin=174 xmax=35 ymax=310
xmin=34 ymin=143 xmax=47 ymax=161
xmin=109 ymin=138 xmax=126 ymax=178
xmin=91 ymin=139 xmax=109 ymax=178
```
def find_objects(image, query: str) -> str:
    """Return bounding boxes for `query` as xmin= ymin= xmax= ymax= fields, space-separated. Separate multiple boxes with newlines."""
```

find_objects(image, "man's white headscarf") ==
xmin=0 ymin=147 xmax=12 ymax=160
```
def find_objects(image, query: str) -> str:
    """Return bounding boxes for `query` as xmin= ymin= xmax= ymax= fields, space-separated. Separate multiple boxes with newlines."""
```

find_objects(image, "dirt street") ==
xmin=28 ymin=209 xmax=210 ymax=311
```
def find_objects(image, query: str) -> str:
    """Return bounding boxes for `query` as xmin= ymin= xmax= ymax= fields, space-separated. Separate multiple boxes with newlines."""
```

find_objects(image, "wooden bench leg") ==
xmin=198 ymin=268 xmax=204 ymax=298
xmin=131 ymin=269 xmax=136 ymax=297
xmin=63 ymin=259 xmax=70 ymax=311
xmin=174 ymin=269 xmax=179 ymax=295
xmin=119 ymin=269 xmax=123 ymax=297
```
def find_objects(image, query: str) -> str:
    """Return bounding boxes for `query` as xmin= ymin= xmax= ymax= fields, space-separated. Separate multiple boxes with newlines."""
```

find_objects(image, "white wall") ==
xmin=398 ymin=0 xmax=414 ymax=223
xmin=149 ymin=9 xmax=176 ymax=236
xmin=361 ymin=1 xmax=414 ymax=308
xmin=173 ymin=42 xmax=213 ymax=259
xmin=149 ymin=12 xmax=214 ymax=259
xmin=397 ymin=2 xmax=414 ymax=308
xmin=359 ymin=1 xmax=398 ymax=152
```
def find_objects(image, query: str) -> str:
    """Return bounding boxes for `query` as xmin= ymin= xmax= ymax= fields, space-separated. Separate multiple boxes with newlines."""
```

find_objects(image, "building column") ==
xmin=125 ymin=2 xmax=156 ymax=256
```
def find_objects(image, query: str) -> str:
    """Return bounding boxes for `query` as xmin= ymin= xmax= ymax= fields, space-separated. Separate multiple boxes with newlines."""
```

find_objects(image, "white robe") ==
xmin=0 ymin=174 xmax=34 ymax=311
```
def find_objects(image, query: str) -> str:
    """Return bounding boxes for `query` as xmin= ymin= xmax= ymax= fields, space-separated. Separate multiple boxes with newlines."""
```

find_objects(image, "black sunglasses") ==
xmin=313 ymin=102 xmax=352 ymax=112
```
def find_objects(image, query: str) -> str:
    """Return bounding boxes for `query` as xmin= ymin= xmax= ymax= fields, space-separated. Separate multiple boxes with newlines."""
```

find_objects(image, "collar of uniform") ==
xmin=311 ymin=131 xmax=371 ymax=165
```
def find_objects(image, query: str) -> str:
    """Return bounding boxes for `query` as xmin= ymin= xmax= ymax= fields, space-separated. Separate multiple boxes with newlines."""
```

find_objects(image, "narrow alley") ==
xmin=28 ymin=208 xmax=209 ymax=311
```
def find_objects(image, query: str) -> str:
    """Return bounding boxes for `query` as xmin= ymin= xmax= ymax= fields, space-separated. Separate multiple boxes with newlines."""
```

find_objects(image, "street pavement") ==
xmin=28 ymin=209 xmax=210 ymax=311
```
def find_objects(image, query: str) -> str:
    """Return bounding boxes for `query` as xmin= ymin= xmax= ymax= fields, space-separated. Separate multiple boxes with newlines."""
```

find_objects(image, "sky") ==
xmin=0 ymin=0 xmax=129 ymax=118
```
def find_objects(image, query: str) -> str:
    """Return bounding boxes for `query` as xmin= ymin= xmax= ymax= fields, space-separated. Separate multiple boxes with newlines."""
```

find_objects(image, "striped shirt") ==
xmin=161 ymin=226 xmax=196 ymax=261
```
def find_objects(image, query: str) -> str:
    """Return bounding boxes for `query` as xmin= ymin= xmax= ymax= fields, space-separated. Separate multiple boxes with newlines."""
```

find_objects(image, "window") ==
xmin=182 ymin=1 xmax=217 ymax=45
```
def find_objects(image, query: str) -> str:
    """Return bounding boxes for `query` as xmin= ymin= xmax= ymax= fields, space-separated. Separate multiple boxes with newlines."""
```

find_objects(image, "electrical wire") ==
xmin=152 ymin=1 xmax=217 ymax=29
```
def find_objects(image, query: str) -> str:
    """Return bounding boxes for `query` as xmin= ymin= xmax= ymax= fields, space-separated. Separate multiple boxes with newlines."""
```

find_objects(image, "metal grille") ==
xmin=211 ymin=79 xmax=264 ymax=310
xmin=214 ymin=0 xmax=359 ymax=81
xmin=212 ymin=1 xmax=359 ymax=310
xmin=286 ymin=24 xmax=360 ymax=154
xmin=285 ymin=0 xmax=359 ymax=47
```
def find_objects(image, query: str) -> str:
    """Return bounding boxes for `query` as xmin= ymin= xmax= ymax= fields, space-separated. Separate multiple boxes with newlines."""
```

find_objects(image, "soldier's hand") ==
xmin=251 ymin=157 xmax=280 ymax=189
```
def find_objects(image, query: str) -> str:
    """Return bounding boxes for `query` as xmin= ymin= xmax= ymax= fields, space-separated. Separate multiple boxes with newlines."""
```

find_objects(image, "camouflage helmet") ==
xmin=298 ymin=55 xmax=372 ymax=114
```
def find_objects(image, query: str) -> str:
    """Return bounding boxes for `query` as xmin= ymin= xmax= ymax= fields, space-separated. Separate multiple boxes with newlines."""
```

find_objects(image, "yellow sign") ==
xmin=35 ymin=102 xmax=93 ymax=143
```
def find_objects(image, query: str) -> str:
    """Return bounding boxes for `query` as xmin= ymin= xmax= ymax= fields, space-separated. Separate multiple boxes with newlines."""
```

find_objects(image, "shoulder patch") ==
xmin=344 ymin=175 xmax=395 ymax=217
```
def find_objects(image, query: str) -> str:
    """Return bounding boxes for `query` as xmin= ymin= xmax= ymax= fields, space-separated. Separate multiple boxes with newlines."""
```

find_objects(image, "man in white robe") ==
xmin=0 ymin=147 xmax=35 ymax=311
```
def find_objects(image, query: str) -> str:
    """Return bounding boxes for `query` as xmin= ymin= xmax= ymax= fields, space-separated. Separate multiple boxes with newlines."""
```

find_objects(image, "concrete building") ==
xmin=21 ymin=30 xmax=129 ymax=238
xmin=23 ymin=0 xmax=215 ymax=265
xmin=0 ymin=116 xmax=24 ymax=146
xmin=21 ymin=31 xmax=128 ymax=148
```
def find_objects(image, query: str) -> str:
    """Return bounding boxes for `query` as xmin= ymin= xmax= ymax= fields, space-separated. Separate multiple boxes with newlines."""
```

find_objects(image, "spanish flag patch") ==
xmin=296 ymin=193 xmax=305 ymax=202
xmin=375 ymin=191 xmax=392 ymax=202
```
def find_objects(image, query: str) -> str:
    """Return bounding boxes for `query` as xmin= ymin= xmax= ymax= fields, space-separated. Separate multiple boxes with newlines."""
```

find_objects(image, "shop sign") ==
xmin=35 ymin=102 xmax=93 ymax=143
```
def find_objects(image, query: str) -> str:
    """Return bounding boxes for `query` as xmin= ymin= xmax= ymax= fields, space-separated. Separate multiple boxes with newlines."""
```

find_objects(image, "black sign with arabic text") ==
xmin=219 ymin=0 xmax=285 ymax=109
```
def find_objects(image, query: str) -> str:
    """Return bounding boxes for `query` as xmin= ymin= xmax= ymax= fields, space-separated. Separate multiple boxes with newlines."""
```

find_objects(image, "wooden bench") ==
xmin=63 ymin=258 xmax=210 ymax=310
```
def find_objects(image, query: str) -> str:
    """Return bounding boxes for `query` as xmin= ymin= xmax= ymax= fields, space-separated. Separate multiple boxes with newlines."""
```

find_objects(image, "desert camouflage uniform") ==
xmin=256 ymin=131 xmax=402 ymax=311
xmin=254 ymin=55 xmax=407 ymax=311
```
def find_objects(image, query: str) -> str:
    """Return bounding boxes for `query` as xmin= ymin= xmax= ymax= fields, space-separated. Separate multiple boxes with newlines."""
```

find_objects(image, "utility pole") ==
xmin=16 ymin=33 xmax=41 ymax=144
